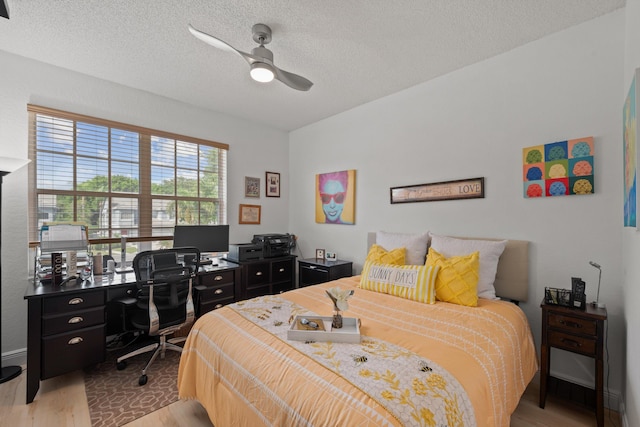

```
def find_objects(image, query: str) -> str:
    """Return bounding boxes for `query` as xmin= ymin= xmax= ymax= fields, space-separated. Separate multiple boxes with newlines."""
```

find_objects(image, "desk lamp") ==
xmin=589 ymin=261 xmax=605 ymax=309
xmin=0 ymin=156 xmax=30 ymax=384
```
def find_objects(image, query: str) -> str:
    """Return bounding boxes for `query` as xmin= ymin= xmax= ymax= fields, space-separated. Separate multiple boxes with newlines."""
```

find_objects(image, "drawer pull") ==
xmin=68 ymin=337 xmax=84 ymax=345
xmin=214 ymin=275 xmax=223 ymax=281
xmin=68 ymin=316 xmax=84 ymax=324
xmin=255 ymin=271 xmax=263 ymax=276
xmin=309 ymin=266 xmax=317 ymax=270
xmin=560 ymin=320 xmax=582 ymax=329
xmin=214 ymin=288 xmax=224 ymax=295
xmin=559 ymin=338 xmax=582 ymax=348
xmin=214 ymin=304 xmax=223 ymax=309
xmin=68 ymin=297 xmax=84 ymax=305
xmin=279 ymin=268 xmax=285 ymax=272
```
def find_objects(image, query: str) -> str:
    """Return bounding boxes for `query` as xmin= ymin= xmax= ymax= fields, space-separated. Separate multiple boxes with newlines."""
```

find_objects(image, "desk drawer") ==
xmin=246 ymin=284 xmax=271 ymax=299
xmin=199 ymin=296 xmax=235 ymax=315
xmin=271 ymin=260 xmax=292 ymax=282
xmin=246 ymin=263 xmax=269 ymax=287
xmin=43 ymin=291 xmax=104 ymax=315
xmin=273 ymin=281 xmax=294 ymax=295
xmin=41 ymin=324 xmax=105 ymax=379
xmin=197 ymin=283 xmax=235 ymax=303
xmin=548 ymin=330 xmax=596 ymax=356
xmin=548 ymin=312 xmax=597 ymax=336
xmin=200 ymin=270 xmax=235 ymax=287
xmin=42 ymin=306 xmax=105 ymax=336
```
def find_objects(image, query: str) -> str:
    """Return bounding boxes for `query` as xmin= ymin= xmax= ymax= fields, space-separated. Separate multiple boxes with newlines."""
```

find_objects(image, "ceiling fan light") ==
xmin=250 ymin=62 xmax=275 ymax=83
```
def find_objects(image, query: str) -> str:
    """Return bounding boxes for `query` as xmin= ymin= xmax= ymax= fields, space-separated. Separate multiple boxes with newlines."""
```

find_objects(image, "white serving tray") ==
xmin=287 ymin=315 xmax=361 ymax=343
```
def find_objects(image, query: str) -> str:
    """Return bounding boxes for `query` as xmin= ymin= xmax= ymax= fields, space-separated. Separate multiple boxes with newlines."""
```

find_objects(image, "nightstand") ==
xmin=539 ymin=300 xmax=607 ymax=427
xmin=298 ymin=258 xmax=352 ymax=287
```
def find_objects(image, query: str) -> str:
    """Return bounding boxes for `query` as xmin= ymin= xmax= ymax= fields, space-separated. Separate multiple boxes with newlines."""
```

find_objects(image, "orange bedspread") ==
xmin=178 ymin=276 xmax=538 ymax=426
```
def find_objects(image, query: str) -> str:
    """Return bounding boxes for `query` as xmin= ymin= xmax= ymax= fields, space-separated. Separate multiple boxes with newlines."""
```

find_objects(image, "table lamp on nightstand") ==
xmin=589 ymin=261 xmax=605 ymax=309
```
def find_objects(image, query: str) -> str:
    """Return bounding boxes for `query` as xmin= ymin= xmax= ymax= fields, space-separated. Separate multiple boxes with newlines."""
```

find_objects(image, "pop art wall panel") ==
xmin=523 ymin=137 xmax=594 ymax=198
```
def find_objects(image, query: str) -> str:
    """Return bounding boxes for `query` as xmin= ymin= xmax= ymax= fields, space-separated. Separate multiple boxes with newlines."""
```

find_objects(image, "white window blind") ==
xmin=27 ymin=105 xmax=228 ymax=252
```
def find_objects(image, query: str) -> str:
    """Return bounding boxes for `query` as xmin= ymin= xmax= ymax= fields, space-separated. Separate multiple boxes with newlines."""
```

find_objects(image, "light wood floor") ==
xmin=1 ymin=366 xmax=621 ymax=426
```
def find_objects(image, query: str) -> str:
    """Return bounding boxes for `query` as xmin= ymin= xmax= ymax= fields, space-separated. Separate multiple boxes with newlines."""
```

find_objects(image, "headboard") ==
xmin=367 ymin=233 xmax=529 ymax=302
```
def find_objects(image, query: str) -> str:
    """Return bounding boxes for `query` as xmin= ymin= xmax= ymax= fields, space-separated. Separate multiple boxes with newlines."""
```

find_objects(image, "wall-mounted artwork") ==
xmin=624 ymin=69 xmax=639 ymax=228
xmin=315 ymin=170 xmax=356 ymax=224
xmin=523 ymin=137 xmax=594 ymax=198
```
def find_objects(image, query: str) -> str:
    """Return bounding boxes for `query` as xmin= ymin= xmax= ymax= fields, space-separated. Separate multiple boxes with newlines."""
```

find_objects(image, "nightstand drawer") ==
xmin=548 ymin=312 xmax=597 ymax=336
xmin=548 ymin=330 xmax=596 ymax=356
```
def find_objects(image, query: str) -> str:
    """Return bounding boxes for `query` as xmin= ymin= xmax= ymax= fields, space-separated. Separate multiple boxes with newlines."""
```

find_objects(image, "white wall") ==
xmin=0 ymin=50 xmax=290 ymax=360
xmin=290 ymin=10 xmax=625 ymax=408
xmin=623 ymin=0 xmax=640 ymax=425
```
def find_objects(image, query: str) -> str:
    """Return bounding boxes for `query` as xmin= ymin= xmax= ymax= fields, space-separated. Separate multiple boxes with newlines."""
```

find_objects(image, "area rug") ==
xmin=84 ymin=348 xmax=181 ymax=427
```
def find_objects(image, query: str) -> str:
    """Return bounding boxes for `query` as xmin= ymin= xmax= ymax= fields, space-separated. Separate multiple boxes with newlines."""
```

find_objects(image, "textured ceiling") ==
xmin=0 ymin=0 xmax=625 ymax=131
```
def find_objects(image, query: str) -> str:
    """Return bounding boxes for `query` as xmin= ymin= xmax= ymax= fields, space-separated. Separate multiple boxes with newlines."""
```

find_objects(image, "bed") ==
xmin=178 ymin=234 xmax=538 ymax=426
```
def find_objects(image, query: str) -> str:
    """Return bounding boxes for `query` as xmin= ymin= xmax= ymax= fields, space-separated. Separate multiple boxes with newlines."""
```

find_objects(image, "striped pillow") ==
xmin=359 ymin=261 xmax=439 ymax=304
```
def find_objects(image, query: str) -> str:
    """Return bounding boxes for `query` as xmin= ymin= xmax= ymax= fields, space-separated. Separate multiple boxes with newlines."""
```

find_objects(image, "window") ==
xmin=28 ymin=105 xmax=228 ymax=256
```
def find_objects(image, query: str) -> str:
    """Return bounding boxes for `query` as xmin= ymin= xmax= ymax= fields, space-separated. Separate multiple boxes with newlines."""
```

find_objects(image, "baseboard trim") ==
xmin=550 ymin=369 xmax=621 ymax=412
xmin=2 ymin=348 xmax=26 ymax=368
xmin=620 ymin=399 xmax=629 ymax=427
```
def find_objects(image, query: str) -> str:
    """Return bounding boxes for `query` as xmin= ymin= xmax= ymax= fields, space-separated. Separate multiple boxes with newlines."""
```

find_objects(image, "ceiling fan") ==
xmin=188 ymin=23 xmax=313 ymax=91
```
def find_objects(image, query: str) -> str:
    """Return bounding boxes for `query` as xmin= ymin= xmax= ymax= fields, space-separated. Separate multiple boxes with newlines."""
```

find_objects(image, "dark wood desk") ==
xmin=24 ymin=260 xmax=240 ymax=404
xmin=539 ymin=300 xmax=607 ymax=427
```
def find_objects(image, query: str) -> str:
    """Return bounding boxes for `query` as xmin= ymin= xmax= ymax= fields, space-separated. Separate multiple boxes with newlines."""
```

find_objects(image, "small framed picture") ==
xmin=315 ymin=248 xmax=325 ymax=260
xmin=239 ymin=204 xmax=261 ymax=224
xmin=245 ymin=176 xmax=260 ymax=198
xmin=325 ymin=251 xmax=337 ymax=262
xmin=266 ymin=171 xmax=280 ymax=198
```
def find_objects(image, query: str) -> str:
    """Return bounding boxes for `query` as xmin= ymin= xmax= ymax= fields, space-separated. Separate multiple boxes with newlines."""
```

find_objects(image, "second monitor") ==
xmin=173 ymin=225 xmax=229 ymax=265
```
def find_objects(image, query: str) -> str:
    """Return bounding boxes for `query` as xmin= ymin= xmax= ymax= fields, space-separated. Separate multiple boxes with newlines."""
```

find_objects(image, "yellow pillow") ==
xmin=365 ymin=244 xmax=406 ymax=265
xmin=426 ymin=248 xmax=479 ymax=307
xmin=359 ymin=260 xmax=439 ymax=304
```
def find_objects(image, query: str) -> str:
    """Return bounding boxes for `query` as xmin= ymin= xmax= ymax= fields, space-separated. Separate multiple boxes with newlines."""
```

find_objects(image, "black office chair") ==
xmin=115 ymin=247 xmax=200 ymax=385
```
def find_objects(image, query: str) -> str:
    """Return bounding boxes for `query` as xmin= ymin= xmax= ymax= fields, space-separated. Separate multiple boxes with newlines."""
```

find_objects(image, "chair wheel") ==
xmin=139 ymin=374 xmax=148 ymax=386
xmin=116 ymin=361 xmax=127 ymax=370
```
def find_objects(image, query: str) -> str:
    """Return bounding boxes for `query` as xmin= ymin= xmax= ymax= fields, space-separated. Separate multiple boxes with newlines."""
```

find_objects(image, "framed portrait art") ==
xmin=245 ymin=176 xmax=260 ymax=198
xmin=239 ymin=204 xmax=261 ymax=224
xmin=266 ymin=171 xmax=280 ymax=197
xmin=315 ymin=169 xmax=356 ymax=224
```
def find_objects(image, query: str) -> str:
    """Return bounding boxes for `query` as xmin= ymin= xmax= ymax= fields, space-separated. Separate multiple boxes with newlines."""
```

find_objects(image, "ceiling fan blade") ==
xmin=188 ymin=24 xmax=245 ymax=57
xmin=273 ymin=66 xmax=313 ymax=91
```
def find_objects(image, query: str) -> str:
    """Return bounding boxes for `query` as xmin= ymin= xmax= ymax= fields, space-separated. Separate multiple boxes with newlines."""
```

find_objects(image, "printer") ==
xmin=251 ymin=233 xmax=293 ymax=258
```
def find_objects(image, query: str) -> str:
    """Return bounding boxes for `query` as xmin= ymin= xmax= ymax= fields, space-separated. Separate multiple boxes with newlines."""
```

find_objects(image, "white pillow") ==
xmin=428 ymin=234 xmax=507 ymax=300
xmin=375 ymin=231 xmax=430 ymax=265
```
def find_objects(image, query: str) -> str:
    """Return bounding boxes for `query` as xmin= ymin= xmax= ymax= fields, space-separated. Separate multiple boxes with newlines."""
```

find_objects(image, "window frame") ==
xmin=27 ymin=104 xmax=228 ymax=250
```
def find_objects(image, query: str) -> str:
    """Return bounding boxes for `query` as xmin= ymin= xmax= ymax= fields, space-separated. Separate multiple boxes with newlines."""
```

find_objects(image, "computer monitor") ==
xmin=172 ymin=225 xmax=229 ymax=260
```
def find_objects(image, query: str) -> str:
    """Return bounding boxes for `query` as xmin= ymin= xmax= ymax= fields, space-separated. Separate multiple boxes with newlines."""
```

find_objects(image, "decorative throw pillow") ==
xmin=375 ymin=231 xmax=430 ymax=265
xmin=365 ymin=244 xmax=406 ymax=265
xmin=429 ymin=233 xmax=507 ymax=300
xmin=359 ymin=261 xmax=439 ymax=304
xmin=426 ymin=249 xmax=479 ymax=307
